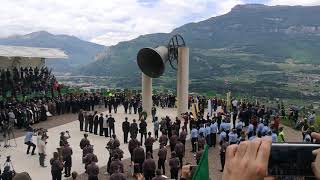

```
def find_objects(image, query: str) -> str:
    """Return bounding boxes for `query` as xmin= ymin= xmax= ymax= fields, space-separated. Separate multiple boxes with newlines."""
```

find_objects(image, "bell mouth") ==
xmin=137 ymin=48 xmax=165 ymax=78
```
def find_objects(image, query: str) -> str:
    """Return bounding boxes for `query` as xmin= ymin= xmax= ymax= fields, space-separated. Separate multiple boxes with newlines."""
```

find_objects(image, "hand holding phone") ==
xmin=268 ymin=143 xmax=320 ymax=177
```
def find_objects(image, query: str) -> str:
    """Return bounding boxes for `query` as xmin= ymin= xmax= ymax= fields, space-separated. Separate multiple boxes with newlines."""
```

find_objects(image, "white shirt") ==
xmin=38 ymin=139 xmax=46 ymax=154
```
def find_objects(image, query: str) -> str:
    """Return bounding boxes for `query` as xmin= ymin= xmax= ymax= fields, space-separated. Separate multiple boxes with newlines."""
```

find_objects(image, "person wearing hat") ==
xmin=50 ymin=152 xmax=63 ymax=180
xmin=143 ymin=152 xmax=156 ymax=180
xmin=145 ymin=132 xmax=155 ymax=158
xmin=87 ymin=161 xmax=99 ymax=180
xmin=110 ymin=153 xmax=124 ymax=175
xmin=169 ymin=151 xmax=180 ymax=179
xmin=133 ymin=142 xmax=145 ymax=173
xmin=122 ymin=117 xmax=130 ymax=143
xmin=157 ymin=143 xmax=167 ymax=175
xmin=62 ymin=143 xmax=73 ymax=177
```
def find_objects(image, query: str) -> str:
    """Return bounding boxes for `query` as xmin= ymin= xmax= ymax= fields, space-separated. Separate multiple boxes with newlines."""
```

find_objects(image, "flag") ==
xmin=192 ymin=145 xmax=209 ymax=180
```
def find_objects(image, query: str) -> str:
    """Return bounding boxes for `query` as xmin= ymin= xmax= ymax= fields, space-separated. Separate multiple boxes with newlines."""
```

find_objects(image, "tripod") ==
xmin=3 ymin=128 xmax=17 ymax=148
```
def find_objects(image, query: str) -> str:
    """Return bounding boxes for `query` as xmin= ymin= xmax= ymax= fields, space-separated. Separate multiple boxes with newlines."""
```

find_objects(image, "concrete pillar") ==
xmin=142 ymin=73 xmax=152 ymax=118
xmin=177 ymin=47 xmax=189 ymax=116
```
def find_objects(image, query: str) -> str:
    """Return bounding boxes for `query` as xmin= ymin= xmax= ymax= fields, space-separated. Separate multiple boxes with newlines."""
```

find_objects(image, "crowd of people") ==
xmin=0 ymin=66 xmax=56 ymax=97
xmin=1 ymin=90 xmax=320 ymax=179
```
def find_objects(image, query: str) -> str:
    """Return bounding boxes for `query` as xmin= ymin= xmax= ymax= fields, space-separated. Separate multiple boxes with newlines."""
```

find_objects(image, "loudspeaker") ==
xmin=137 ymin=46 xmax=168 ymax=78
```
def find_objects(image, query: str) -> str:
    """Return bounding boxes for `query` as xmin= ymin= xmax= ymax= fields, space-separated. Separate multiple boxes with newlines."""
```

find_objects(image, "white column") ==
xmin=177 ymin=47 xmax=189 ymax=116
xmin=142 ymin=73 xmax=152 ymax=118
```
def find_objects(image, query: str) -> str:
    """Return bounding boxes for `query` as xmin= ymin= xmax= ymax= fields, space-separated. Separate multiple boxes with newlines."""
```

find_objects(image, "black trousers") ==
xmin=158 ymin=159 xmax=165 ymax=175
xmin=39 ymin=153 xmax=45 ymax=166
xmin=93 ymin=123 xmax=98 ymax=135
xmin=124 ymin=132 xmax=129 ymax=143
xmin=178 ymin=155 xmax=183 ymax=168
xmin=99 ymin=123 xmax=104 ymax=136
xmin=144 ymin=170 xmax=155 ymax=180
xmin=64 ymin=156 xmax=72 ymax=176
xmin=25 ymin=141 xmax=36 ymax=154
xmin=191 ymin=137 xmax=197 ymax=152
xmin=79 ymin=120 xmax=84 ymax=131
xmin=109 ymin=126 xmax=115 ymax=136
xmin=140 ymin=133 xmax=146 ymax=144
xmin=211 ymin=133 xmax=216 ymax=147
xmin=104 ymin=128 xmax=109 ymax=137
xmin=170 ymin=143 xmax=176 ymax=152
xmin=220 ymin=152 xmax=225 ymax=171
xmin=88 ymin=176 xmax=98 ymax=180
xmin=146 ymin=146 xmax=153 ymax=158
xmin=89 ymin=123 xmax=93 ymax=133
xmin=155 ymin=130 xmax=158 ymax=139
xmin=170 ymin=168 xmax=179 ymax=179
xmin=51 ymin=171 xmax=62 ymax=180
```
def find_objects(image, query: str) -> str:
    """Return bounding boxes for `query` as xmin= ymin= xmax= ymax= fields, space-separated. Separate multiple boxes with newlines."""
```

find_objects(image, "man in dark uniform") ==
xmin=50 ymin=152 xmax=63 ymax=180
xmin=108 ymin=114 xmax=115 ymax=136
xmin=153 ymin=169 xmax=166 ymax=180
xmin=174 ymin=140 xmax=185 ymax=168
xmin=110 ymin=165 xmax=126 ymax=180
xmin=83 ymin=149 xmax=98 ymax=173
xmin=122 ymin=117 xmax=130 ymax=143
xmin=128 ymin=135 xmax=140 ymax=162
xmin=80 ymin=134 xmax=90 ymax=150
xmin=159 ymin=132 xmax=168 ymax=146
xmin=139 ymin=119 xmax=147 ymax=144
xmin=98 ymin=113 xmax=104 ymax=136
xmin=169 ymin=130 xmax=178 ymax=152
xmin=169 ymin=151 xmax=180 ymax=179
xmin=133 ymin=142 xmax=145 ymax=173
xmin=179 ymin=127 xmax=187 ymax=148
xmin=78 ymin=109 xmax=85 ymax=131
xmin=123 ymin=99 xmax=129 ymax=114
xmin=110 ymin=153 xmax=124 ymax=175
xmin=145 ymin=132 xmax=155 ymax=158
xmin=157 ymin=144 xmax=167 ymax=175
xmin=108 ymin=98 xmax=113 ymax=113
xmin=62 ymin=143 xmax=73 ymax=177
xmin=130 ymin=119 xmax=138 ymax=137
xmin=87 ymin=161 xmax=99 ymax=180
xmin=93 ymin=111 xmax=99 ymax=135
xmin=143 ymin=152 xmax=156 ymax=180
xmin=88 ymin=112 xmax=94 ymax=133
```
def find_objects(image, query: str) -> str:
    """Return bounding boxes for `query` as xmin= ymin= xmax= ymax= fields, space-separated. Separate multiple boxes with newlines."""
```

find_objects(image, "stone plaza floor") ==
xmin=0 ymin=107 xmax=182 ymax=180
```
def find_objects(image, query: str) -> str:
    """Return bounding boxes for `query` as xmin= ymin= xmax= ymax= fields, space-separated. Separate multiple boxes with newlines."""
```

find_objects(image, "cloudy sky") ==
xmin=0 ymin=0 xmax=319 ymax=46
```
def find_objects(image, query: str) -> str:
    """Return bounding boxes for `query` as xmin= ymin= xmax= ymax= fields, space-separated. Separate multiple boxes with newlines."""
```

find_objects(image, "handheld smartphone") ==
xmin=268 ymin=143 xmax=320 ymax=177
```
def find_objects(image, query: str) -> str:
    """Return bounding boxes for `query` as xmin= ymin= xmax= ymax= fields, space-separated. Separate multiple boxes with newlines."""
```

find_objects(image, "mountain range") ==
xmin=78 ymin=4 xmax=320 ymax=100
xmin=0 ymin=31 xmax=105 ymax=71
xmin=1 ymin=4 xmax=320 ymax=100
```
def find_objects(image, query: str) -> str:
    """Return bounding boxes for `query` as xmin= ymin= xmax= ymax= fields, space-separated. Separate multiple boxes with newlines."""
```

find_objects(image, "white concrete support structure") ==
xmin=142 ymin=73 xmax=152 ymax=118
xmin=177 ymin=47 xmax=189 ymax=116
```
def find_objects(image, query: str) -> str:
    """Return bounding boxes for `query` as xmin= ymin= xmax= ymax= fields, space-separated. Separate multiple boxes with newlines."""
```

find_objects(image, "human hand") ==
xmin=135 ymin=173 xmax=144 ymax=180
xmin=222 ymin=138 xmax=272 ymax=180
xmin=311 ymin=132 xmax=320 ymax=179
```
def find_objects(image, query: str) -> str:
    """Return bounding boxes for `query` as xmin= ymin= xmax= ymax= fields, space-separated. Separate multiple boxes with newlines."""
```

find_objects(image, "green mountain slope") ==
xmin=80 ymin=4 xmax=320 ymax=99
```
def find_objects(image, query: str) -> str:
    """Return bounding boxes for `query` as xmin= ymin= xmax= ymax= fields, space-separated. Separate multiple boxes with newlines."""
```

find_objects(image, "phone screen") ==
xmin=268 ymin=143 xmax=320 ymax=177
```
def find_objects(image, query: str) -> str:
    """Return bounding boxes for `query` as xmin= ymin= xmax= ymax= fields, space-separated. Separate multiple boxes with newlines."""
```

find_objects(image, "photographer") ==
xmin=24 ymin=127 xmax=36 ymax=155
xmin=38 ymin=135 xmax=47 ymax=167
xmin=1 ymin=165 xmax=15 ymax=180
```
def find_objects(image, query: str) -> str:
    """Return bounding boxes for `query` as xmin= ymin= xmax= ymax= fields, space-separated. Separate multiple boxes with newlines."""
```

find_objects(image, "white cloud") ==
xmin=0 ymin=0 xmax=245 ymax=46
xmin=268 ymin=0 xmax=320 ymax=6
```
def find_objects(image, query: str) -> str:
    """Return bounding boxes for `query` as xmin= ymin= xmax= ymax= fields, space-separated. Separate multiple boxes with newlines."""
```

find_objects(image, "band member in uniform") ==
xmin=174 ymin=140 xmax=185 ymax=168
xmin=139 ymin=119 xmax=147 ymax=144
xmin=169 ymin=151 xmax=180 ymax=179
xmin=93 ymin=111 xmax=99 ymax=135
xmin=108 ymin=114 xmax=115 ymax=136
xmin=122 ymin=117 xmax=130 ymax=143
xmin=145 ymin=132 xmax=155 ymax=158
xmin=128 ymin=135 xmax=140 ymax=162
xmin=62 ymin=143 xmax=73 ymax=177
xmin=78 ymin=109 xmax=84 ymax=131
xmin=159 ymin=132 xmax=168 ymax=146
xmin=87 ymin=161 xmax=99 ymax=180
xmin=157 ymin=143 xmax=167 ymax=175
xmin=143 ymin=152 xmax=156 ymax=180
xmin=50 ymin=152 xmax=63 ymax=180
xmin=130 ymin=119 xmax=139 ymax=137
xmin=98 ymin=113 xmax=104 ymax=136
xmin=133 ymin=142 xmax=145 ymax=173
xmin=110 ymin=153 xmax=124 ymax=175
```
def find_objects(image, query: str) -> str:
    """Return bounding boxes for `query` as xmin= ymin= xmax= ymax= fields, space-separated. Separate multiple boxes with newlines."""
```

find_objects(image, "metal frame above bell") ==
xmin=137 ymin=46 xmax=168 ymax=78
